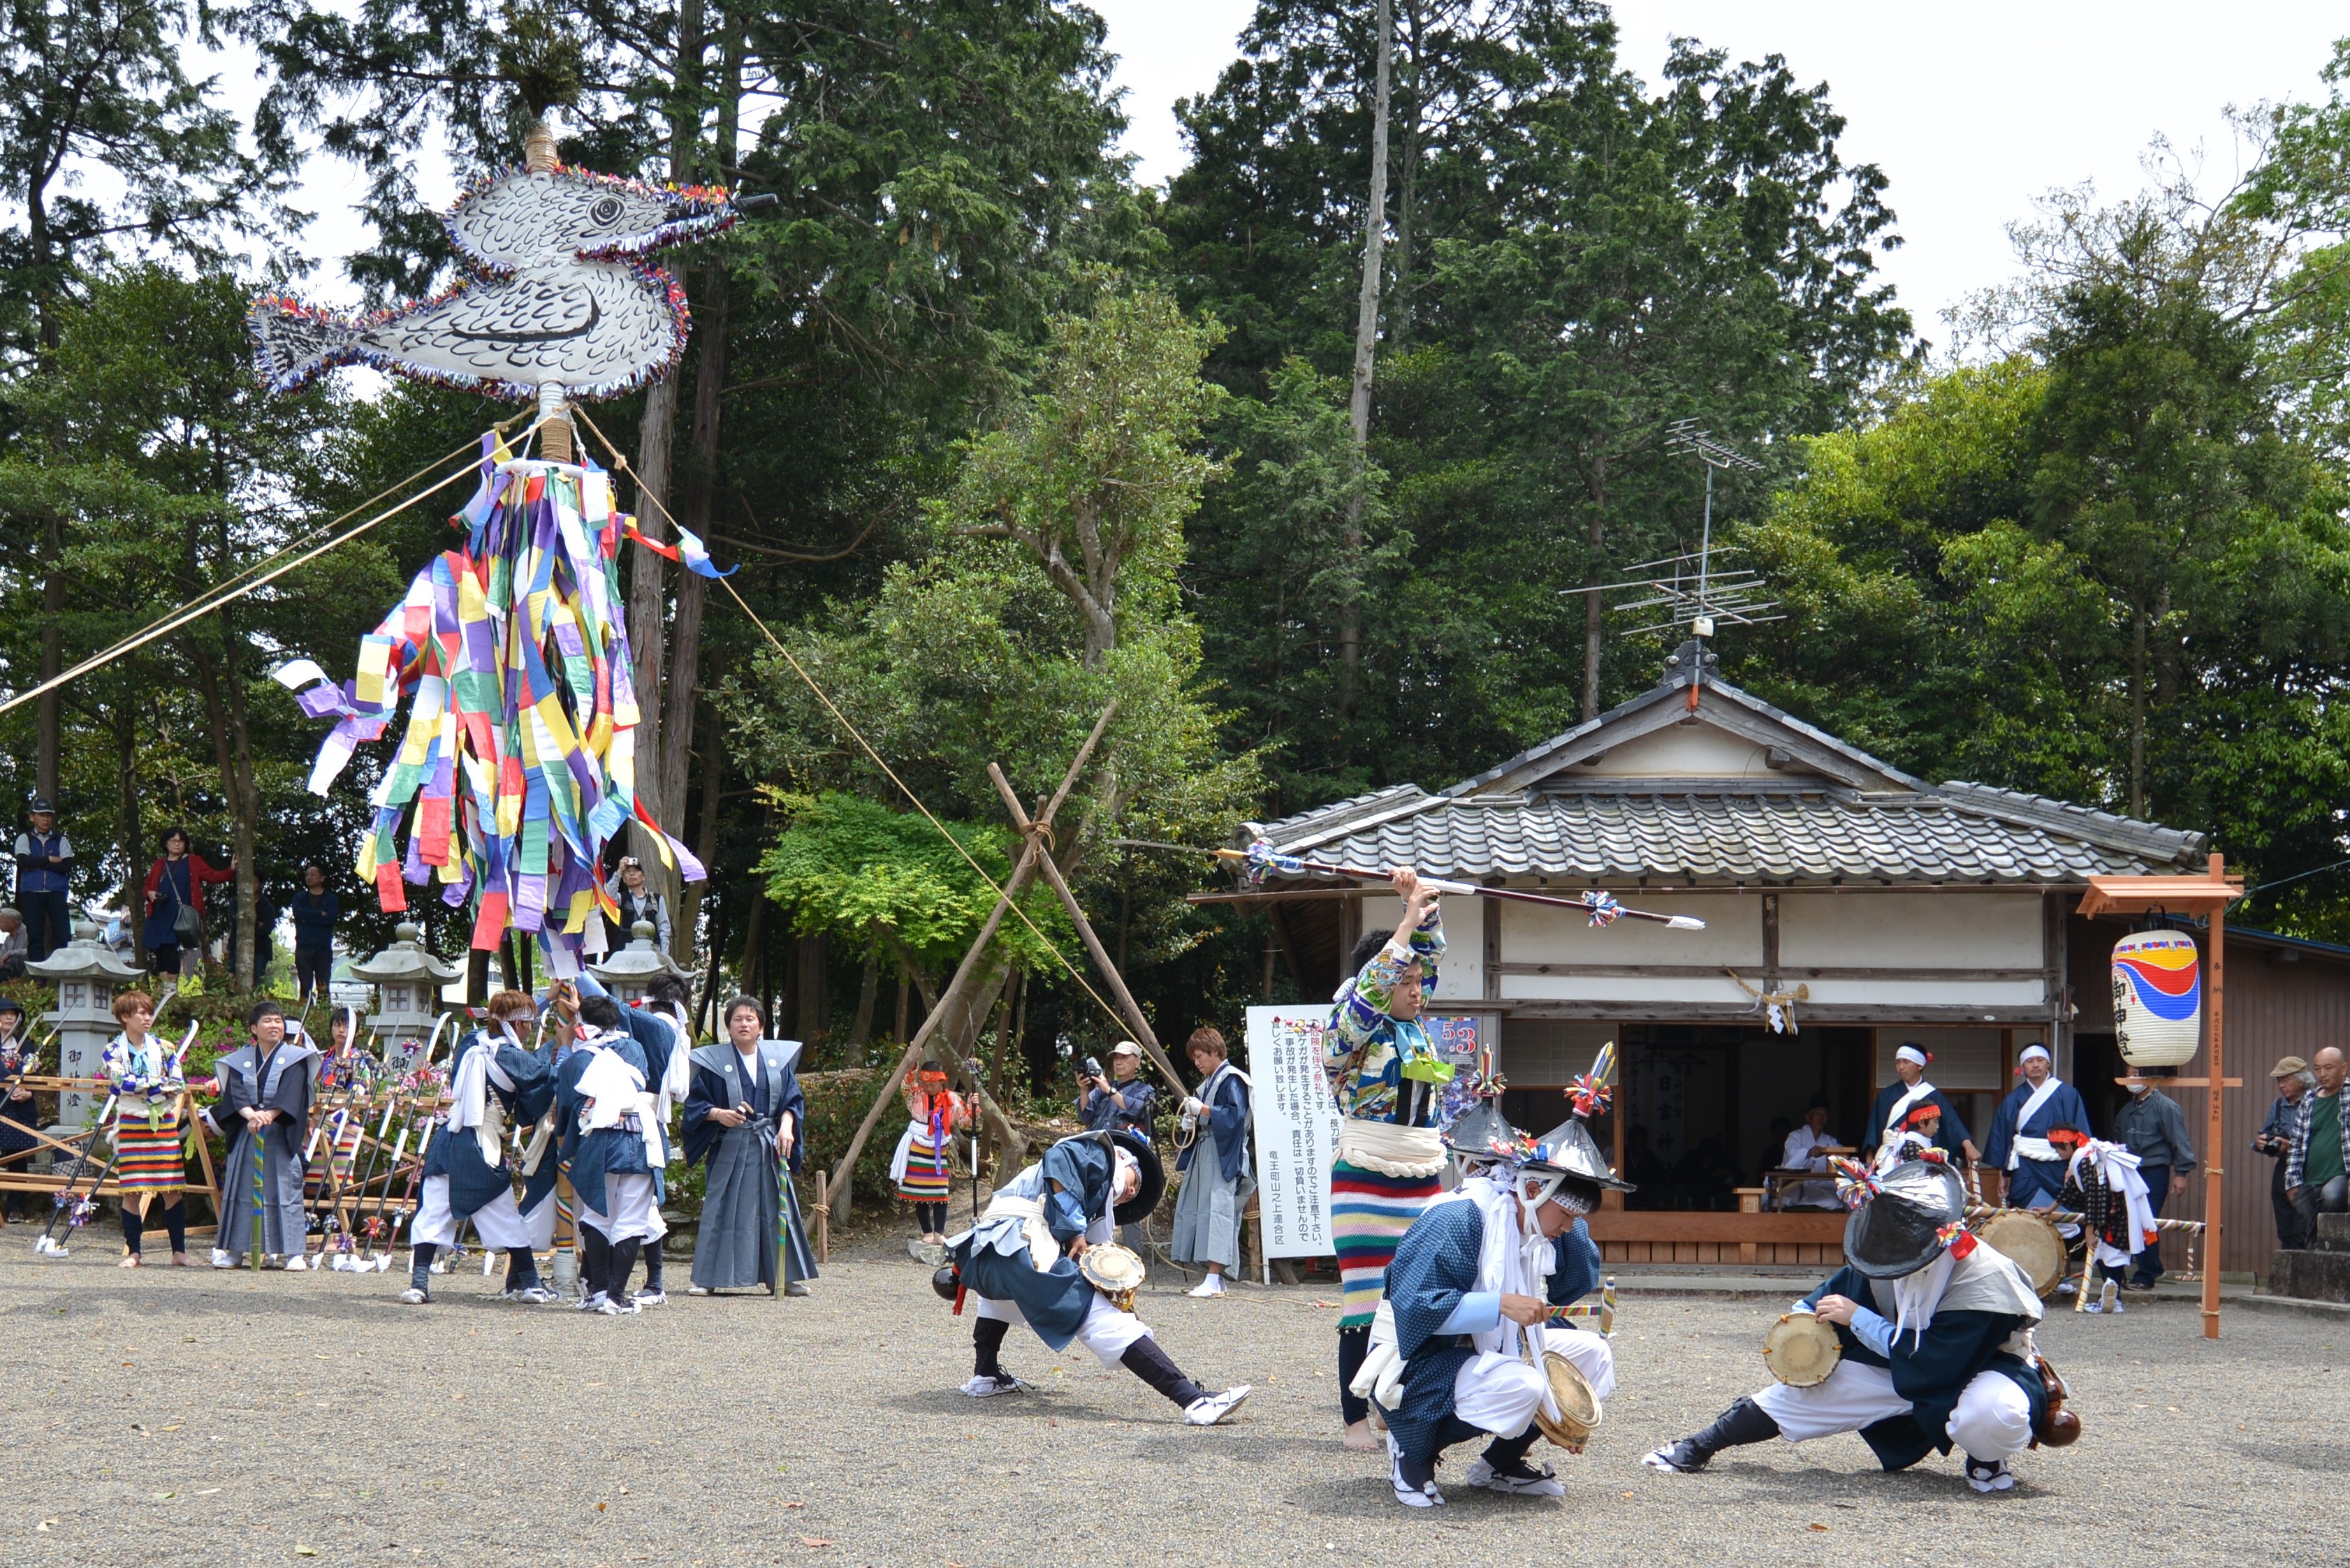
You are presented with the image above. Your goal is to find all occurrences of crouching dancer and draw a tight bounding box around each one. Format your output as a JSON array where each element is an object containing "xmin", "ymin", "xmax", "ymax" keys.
[
  {"xmin": 1645, "ymin": 1156, "xmax": 2068, "ymax": 1493},
  {"xmin": 402, "ymin": 990, "xmax": 557, "ymax": 1304},
  {"xmin": 1357, "ymin": 1096, "xmax": 1626, "ymax": 1507},
  {"xmin": 947, "ymin": 1129, "xmax": 1250, "ymax": 1425}
]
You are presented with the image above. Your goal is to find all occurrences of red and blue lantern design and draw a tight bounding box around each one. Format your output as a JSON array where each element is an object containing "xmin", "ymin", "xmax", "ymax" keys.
[{"xmin": 2110, "ymin": 930, "xmax": 2202, "ymax": 1069}]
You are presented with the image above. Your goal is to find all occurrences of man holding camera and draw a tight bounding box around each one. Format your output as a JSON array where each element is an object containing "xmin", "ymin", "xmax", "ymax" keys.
[
  {"xmin": 1079, "ymin": 1041, "xmax": 1158, "ymax": 1250},
  {"xmin": 2258, "ymin": 1055, "xmax": 2314, "ymax": 1249}
]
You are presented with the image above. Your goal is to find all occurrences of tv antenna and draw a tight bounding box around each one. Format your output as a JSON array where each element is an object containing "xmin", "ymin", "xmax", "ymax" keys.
[
  {"xmin": 1559, "ymin": 422, "xmax": 1781, "ymax": 639},
  {"xmin": 1661, "ymin": 420, "xmax": 1769, "ymax": 639}
]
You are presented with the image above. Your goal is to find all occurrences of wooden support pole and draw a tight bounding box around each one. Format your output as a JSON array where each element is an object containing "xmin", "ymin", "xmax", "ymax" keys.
[
  {"xmin": 983, "ymin": 763, "xmax": 1187, "ymax": 1094},
  {"xmin": 815, "ymin": 704, "xmax": 1118, "ymax": 1255},
  {"xmin": 2204, "ymin": 851, "xmax": 2226, "ymax": 1340}
]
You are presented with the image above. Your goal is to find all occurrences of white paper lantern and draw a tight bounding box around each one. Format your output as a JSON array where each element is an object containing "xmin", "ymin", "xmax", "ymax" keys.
[{"xmin": 2111, "ymin": 930, "xmax": 2201, "ymax": 1069}]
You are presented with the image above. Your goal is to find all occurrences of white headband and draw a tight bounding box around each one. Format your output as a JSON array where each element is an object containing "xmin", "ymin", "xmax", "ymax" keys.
[
  {"xmin": 1895, "ymin": 1045, "xmax": 1928, "ymax": 1068},
  {"xmin": 2019, "ymin": 1044, "xmax": 2051, "ymax": 1065}
]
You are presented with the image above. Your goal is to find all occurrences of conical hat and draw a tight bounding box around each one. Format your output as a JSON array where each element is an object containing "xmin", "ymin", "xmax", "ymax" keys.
[
  {"xmin": 1531, "ymin": 1114, "xmax": 1637, "ymax": 1194},
  {"xmin": 1844, "ymin": 1157, "xmax": 1966, "ymax": 1279},
  {"xmin": 1442, "ymin": 1099, "xmax": 1531, "ymax": 1163}
]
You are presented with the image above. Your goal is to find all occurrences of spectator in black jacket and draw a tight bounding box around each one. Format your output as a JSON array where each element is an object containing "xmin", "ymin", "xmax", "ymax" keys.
[
  {"xmin": 13, "ymin": 800, "xmax": 72, "ymax": 962},
  {"xmin": 2257, "ymin": 1055, "xmax": 2314, "ymax": 1250},
  {"xmin": 290, "ymin": 863, "xmax": 340, "ymax": 1004}
]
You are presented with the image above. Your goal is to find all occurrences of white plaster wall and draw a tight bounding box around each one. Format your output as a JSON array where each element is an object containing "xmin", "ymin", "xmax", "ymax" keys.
[
  {"xmin": 1359, "ymin": 892, "xmax": 1484, "ymax": 1002},
  {"xmin": 1567, "ymin": 723, "xmax": 1781, "ymax": 778},
  {"xmin": 1777, "ymin": 892, "xmax": 2042, "ymax": 969},
  {"xmin": 1501, "ymin": 893, "xmax": 1763, "ymax": 967}
]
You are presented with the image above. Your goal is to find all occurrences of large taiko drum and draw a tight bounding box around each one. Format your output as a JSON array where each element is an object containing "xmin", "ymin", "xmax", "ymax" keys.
[
  {"xmin": 1762, "ymin": 1310, "xmax": 1841, "ymax": 1387},
  {"xmin": 1978, "ymin": 1209, "xmax": 2068, "ymax": 1298}
]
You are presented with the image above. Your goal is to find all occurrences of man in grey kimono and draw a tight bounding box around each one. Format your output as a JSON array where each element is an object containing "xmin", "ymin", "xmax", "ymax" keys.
[
  {"xmin": 205, "ymin": 1000, "xmax": 319, "ymax": 1268},
  {"xmin": 680, "ymin": 996, "xmax": 816, "ymax": 1296},
  {"xmin": 1170, "ymin": 1025, "xmax": 1253, "ymax": 1298}
]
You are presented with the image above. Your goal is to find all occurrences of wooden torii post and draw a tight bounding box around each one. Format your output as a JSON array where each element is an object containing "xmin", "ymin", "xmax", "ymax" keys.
[{"xmin": 2077, "ymin": 852, "xmax": 2245, "ymax": 1340}]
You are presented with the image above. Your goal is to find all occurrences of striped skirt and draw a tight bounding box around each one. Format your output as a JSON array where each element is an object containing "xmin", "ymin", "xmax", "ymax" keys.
[
  {"xmin": 114, "ymin": 1113, "xmax": 187, "ymax": 1192},
  {"xmin": 893, "ymin": 1128, "xmax": 951, "ymax": 1203},
  {"xmin": 1331, "ymin": 1158, "xmax": 1441, "ymax": 1328}
]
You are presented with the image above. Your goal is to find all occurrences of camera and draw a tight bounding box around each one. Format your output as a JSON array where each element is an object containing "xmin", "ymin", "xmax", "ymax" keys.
[{"xmin": 1080, "ymin": 1055, "xmax": 1103, "ymax": 1082}]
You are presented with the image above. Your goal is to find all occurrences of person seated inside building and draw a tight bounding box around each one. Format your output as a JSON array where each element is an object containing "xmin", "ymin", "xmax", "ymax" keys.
[{"xmin": 1777, "ymin": 1097, "xmax": 1844, "ymax": 1210}]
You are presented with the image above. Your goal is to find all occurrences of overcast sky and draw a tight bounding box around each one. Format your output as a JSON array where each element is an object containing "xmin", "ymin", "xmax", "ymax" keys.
[
  {"xmin": 1093, "ymin": 0, "xmax": 2350, "ymax": 342},
  {"xmin": 236, "ymin": 3, "xmax": 2349, "ymax": 344}
]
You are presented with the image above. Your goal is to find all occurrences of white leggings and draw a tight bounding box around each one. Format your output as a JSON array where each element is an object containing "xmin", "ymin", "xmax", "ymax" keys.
[
  {"xmin": 410, "ymin": 1175, "xmax": 533, "ymax": 1250},
  {"xmin": 975, "ymin": 1291, "xmax": 1151, "ymax": 1365},
  {"xmin": 1753, "ymin": 1360, "xmax": 2034, "ymax": 1460}
]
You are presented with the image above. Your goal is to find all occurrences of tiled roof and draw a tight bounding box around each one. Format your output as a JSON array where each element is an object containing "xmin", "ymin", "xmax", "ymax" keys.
[
  {"xmin": 1240, "ymin": 649, "xmax": 2208, "ymax": 888},
  {"xmin": 1248, "ymin": 784, "xmax": 2204, "ymax": 886}
]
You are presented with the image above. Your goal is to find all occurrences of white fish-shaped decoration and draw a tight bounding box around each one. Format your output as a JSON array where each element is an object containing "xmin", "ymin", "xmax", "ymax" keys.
[{"xmin": 250, "ymin": 163, "xmax": 747, "ymax": 400}]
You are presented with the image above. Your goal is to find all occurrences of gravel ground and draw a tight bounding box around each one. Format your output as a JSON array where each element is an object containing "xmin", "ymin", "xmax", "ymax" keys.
[{"xmin": 3, "ymin": 1233, "xmax": 2341, "ymax": 1568}]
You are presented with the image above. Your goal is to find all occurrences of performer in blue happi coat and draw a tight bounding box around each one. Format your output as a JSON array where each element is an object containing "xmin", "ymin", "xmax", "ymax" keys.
[
  {"xmin": 400, "ymin": 988, "xmax": 557, "ymax": 1305},
  {"xmin": 204, "ymin": 1001, "xmax": 319, "ymax": 1268},
  {"xmin": 1355, "ymin": 1096, "xmax": 1626, "ymax": 1508},
  {"xmin": 1982, "ymin": 1043, "xmax": 2092, "ymax": 1210},
  {"xmin": 681, "ymin": 995, "xmax": 817, "ymax": 1296},
  {"xmin": 576, "ymin": 969, "xmax": 690, "ymax": 1305},
  {"xmin": 1863, "ymin": 1043, "xmax": 1980, "ymax": 1167},
  {"xmin": 555, "ymin": 990, "xmax": 665, "ymax": 1314},
  {"xmin": 1646, "ymin": 1157, "xmax": 2066, "ymax": 1494},
  {"xmin": 947, "ymin": 1129, "xmax": 1250, "ymax": 1424}
]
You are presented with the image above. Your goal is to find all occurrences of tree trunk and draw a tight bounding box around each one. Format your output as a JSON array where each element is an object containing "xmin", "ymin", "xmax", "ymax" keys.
[
  {"xmin": 987, "ymin": 969, "xmax": 1019, "ymax": 1106},
  {"xmin": 735, "ymin": 890, "xmax": 766, "ymax": 1004},
  {"xmin": 2130, "ymin": 602, "xmax": 2147, "ymax": 820},
  {"xmin": 893, "ymin": 969, "xmax": 910, "ymax": 1043},
  {"xmin": 625, "ymin": 0, "xmax": 705, "ymax": 881},
  {"xmin": 848, "ymin": 944, "xmax": 879, "ymax": 1062},
  {"xmin": 112, "ymin": 696, "xmax": 144, "ymax": 941},
  {"xmin": 187, "ymin": 623, "xmax": 261, "ymax": 989},
  {"xmin": 37, "ymin": 516, "xmax": 64, "ymax": 805},
  {"xmin": 1336, "ymin": 0, "xmax": 1394, "ymax": 719},
  {"xmin": 674, "ymin": 694, "xmax": 723, "ymax": 965},
  {"xmin": 653, "ymin": 13, "xmax": 745, "ymax": 854},
  {"xmin": 1583, "ymin": 459, "xmax": 1608, "ymax": 722},
  {"xmin": 796, "ymin": 932, "xmax": 827, "ymax": 1042},
  {"xmin": 1389, "ymin": 0, "xmax": 1422, "ymax": 353}
]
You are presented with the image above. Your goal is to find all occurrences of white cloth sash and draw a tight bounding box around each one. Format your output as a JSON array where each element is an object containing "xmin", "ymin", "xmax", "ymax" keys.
[
  {"xmin": 1336, "ymin": 1117, "xmax": 1445, "ymax": 1178},
  {"xmin": 977, "ymin": 1192, "xmax": 1060, "ymax": 1272},
  {"xmin": 1883, "ymin": 1079, "xmax": 1939, "ymax": 1141},
  {"xmin": 575, "ymin": 1043, "xmax": 666, "ymax": 1166},
  {"xmin": 2006, "ymin": 1076, "xmax": 2066, "ymax": 1168}
]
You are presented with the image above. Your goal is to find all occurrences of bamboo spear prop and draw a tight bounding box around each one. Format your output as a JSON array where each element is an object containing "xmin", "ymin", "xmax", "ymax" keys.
[
  {"xmin": 1209, "ymin": 840, "xmax": 1708, "ymax": 930},
  {"xmin": 31, "ymin": 1092, "xmax": 119, "ymax": 1256}
]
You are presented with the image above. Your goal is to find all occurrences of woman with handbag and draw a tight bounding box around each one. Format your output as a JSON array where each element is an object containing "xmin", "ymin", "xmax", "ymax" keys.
[{"xmin": 141, "ymin": 827, "xmax": 233, "ymax": 979}]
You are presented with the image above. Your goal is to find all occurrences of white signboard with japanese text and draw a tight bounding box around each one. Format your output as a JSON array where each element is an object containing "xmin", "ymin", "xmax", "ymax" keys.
[{"xmin": 1248, "ymin": 1005, "xmax": 1344, "ymax": 1260}]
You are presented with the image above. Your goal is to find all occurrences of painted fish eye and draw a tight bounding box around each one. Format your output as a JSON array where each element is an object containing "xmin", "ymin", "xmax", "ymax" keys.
[{"xmin": 590, "ymin": 196, "xmax": 625, "ymax": 226}]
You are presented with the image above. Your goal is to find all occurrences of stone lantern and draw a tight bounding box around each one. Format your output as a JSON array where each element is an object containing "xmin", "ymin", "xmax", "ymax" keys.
[
  {"xmin": 27, "ymin": 920, "xmax": 147, "ymax": 1129},
  {"xmin": 588, "ymin": 919, "xmax": 692, "ymax": 1006},
  {"xmin": 346, "ymin": 921, "xmax": 462, "ymax": 1072}
]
